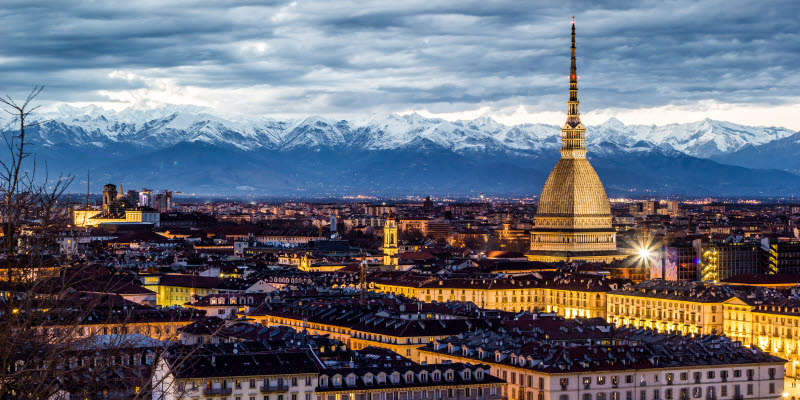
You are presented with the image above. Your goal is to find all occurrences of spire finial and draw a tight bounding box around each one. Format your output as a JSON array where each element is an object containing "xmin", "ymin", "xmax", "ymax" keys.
[{"xmin": 560, "ymin": 16, "xmax": 586, "ymax": 157}]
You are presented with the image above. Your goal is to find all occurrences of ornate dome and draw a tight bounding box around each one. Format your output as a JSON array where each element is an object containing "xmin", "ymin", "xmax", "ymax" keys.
[{"xmin": 536, "ymin": 157, "xmax": 611, "ymax": 218}]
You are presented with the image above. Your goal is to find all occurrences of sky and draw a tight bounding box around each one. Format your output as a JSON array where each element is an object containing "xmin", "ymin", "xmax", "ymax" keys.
[{"xmin": 1, "ymin": 0, "xmax": 799, "ymax": 129}]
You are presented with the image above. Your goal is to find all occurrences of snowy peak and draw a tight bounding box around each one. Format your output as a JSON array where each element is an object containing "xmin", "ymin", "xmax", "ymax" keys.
[{"xmin": 15, "ymin": 105, "xmax": 797, "ymax": 159}]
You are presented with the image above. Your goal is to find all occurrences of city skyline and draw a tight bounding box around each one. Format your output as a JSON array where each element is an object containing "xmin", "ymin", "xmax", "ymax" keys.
[{"xmin": 1, "ymin": 1, "xmax": 799, "ymax": 129}]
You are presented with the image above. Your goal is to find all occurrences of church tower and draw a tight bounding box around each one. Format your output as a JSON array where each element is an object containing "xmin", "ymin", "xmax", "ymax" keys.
[
  {"xmin": 527, "ymin": 18, "xmax": 625, "ymax": 263},
  {"xmin": 383, "ymin": 211, "xmax": 399, "ymax": 266}
]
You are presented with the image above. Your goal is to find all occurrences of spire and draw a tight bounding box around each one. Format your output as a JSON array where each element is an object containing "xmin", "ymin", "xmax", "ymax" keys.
[
  {"xmin": 570, "ymin": 16, "xmax": 577, "ymax": 94},
  {"xmin": 561, "ymin": 16, "xmax": 586, "ymax": 157},
  {"xmin": 568, "ymin": 16, "xmax": 579, "ymax": 120}
]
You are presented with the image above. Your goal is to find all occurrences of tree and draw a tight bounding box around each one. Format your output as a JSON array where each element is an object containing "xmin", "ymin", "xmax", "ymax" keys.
[{"xmin": 0, "ymin": 88, "xmax": 208, "ymax": 399}]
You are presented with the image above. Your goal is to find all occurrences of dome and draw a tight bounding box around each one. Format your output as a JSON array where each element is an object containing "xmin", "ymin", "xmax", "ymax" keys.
[{"xmin": 536, "ymin": 157, "xmax": 611, "ymax": 218}]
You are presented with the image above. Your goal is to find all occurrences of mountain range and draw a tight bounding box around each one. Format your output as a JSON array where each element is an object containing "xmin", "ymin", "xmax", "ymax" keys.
[{"xmin": 2, "ymin": 104, "xmax": 798, "ymax": 197}]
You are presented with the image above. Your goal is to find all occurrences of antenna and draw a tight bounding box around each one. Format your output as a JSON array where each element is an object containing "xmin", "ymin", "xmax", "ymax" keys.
[{"xmin": 86, "ymin": 169, "xmax": 90, "ymax": 209}]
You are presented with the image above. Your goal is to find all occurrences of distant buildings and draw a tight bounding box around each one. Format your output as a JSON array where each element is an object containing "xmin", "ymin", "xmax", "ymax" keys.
[{"xmin": 73, "ymin": 183, "xmax": 160, "ymax": 228}]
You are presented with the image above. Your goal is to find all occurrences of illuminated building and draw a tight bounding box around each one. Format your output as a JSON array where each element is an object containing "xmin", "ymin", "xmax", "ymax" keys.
[
  {"xmin": 153, "ymin": 352, "xmax": 319, "ymax": 400},
  {"xmin": 606, "ymin": 280, "xmax": 734, "ymax": 335},
  {"xmin": 383, "ymin": 211, "xmax": 399, "ymax": 267},
  {"xmin": 750, "ymin": 302, "xmax": 800, "ymax": 378},
  {"xmin": 140, "ymin": 274, "xmax": 224, "ymax": 307},
  {"xmin": 73, "ymin": 183, "xmax": 160, "ymax": 228},
  {"xmin": 249, "ymin": 300, "xmax": 493, "ymax": 362},
  {"xmin": 421, "ymin": 325, "xmax": 785, "ymax": 400},
  {"xmin": 371, "ymin": 271, "xmax": 622, "ymax": 319},
  {"xmin": 700, "ymin": 243, "xmax": 761, "ymax": 283},
  {"xmin": 316, "ymin": 364, "xmax": 504, "ymax": 400},
  {"xmin": 528, "ymin": 20, "xmax": 624, "ymax": 263},
  {"xmin": 764, "ymin": 240, "xmax": 800, "ymax": 275}
]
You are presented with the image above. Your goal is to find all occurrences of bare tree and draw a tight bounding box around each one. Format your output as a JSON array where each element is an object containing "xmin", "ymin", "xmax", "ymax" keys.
[{"xmin": 0, "ymin": 88, "xmax": 212, "ymax": 399}]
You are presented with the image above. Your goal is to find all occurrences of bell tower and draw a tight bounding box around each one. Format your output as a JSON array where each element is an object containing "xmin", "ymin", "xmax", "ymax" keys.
[{"xmin": 383, "ymin": 211, "xmax": 399, "ymax": 266}]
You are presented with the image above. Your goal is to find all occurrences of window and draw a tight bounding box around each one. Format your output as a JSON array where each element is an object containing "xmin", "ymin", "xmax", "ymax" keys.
[
  {"xmin": 612, "ymin": 376, "xmax": 619, "ymax": 388},
  {"xmin": 746, "ymin": 370, "xmax": 754, "ymax": 381},
  {"xmin": 693, "ymin": 388, "xmax": 702, "ymax": 398},
  {"xmin": 680, "ymin": 373, "xmax": 688, "ymax": 381},
  {"xmin": 746, "ymin": 384, "xmax": 753, "ymax": 395},
  {"xmin": 540, "ymin": 377, "xmax": 545, "ymax": 389},
  {"xmin": 292, "ymin": 377, "xmax": 298, "ymax": 386},
  {"xmin": 249, "ymin": 379, "xmax": 256, "ymax": 388},
  {"xmin": 707, "ymin": 371, "xmax": 715, "ymax": 379},
  {"xmin": 666, "ymin": 374, "xmax": 673, "ymax": 385},
  {"xmin": 626, "ymin": 392, "xmax": 632, "ymax": 400},
  {"xmin": 721, "ymin": 386, "xmax": 727, "ymax": 397},
  {"xmin": 721, "ymin": 371, "xmax": 728, "ymax": 382},
  {"xmin": 769, "ymin": 368, "xmax": 776, "ymax": 380},
  {"xmin": 769, "ymin": 383, "xmax": 776, "ymax": 394},
  {"xmin": 733, "ymin": 370, "xmax": 741, "ymax": 378},
  {"xmin": 626, "ymin": 375, "xmax": 633, "ymax": 384},
  {"xmin": 560, "ymin": 396, "xmax": 569, "ymax": 400},
  {"xmin": 665, "ymin": 389, "xmax": 673, "ymax": 400},
  {"xmin": 693, "ymin": 372, "xmax": 701, "ymax": 384},
  {"xmin": 584, "ymin": 378, "xmax": 591, "ymax": 389},
  {"xmin": 561, "ymin": 378, "xmax": 569, "ymax": 390},
  {"xmin": 680, "ymin": 389, "xmax": 688, "ymax": 400},
  {"xmin": 598, "ymin": 376, "xmax": 606, "ymax": 385},
  {"xmin": 641, "ymin": 390, "xmax": 646, "ymax": 400},
  {"xmin": 597, "ymin": 393, "xmax": 607, "ymax": 400},
  {"xmin": 584, "ymin": 394, "xmax": 592, "ymax": 400},
  {"xmin": 654, "ymin": 390, "xmax": 661, "ymax": 400}
]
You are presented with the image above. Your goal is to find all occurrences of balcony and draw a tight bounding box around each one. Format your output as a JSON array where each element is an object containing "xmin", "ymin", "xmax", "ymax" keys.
[
  {"xmin": 203, "ymin": 387, "xmax": 233, "ymax": 396},
  {"xmin": 261, "ymin": 385, "xmax": 289, "ymax": 393}
]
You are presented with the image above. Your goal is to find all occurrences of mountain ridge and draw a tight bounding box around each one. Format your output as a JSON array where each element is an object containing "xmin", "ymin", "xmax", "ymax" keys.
[{"xmin": 2, "ymin": 105, "xmax": 798, "ymax": 196}]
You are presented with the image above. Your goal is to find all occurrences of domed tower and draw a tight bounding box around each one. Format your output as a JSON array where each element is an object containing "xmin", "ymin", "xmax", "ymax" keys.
[
  {"xmin": 383, "ymin": 210, "xmax": 399, "ymax": 267},
  {"xmin": 527, "ymin": 18, "xmax": 624, "ymax": 263}
]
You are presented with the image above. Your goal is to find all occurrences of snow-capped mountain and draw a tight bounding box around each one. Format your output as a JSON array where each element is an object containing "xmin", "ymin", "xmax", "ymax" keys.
[
  {"xmin": 16, "ymin": 105, "xmax": 793, "ymax": 156},
  {"xmin": 590, "ymin": 117, "xmax": 796, "ymax": 158},
  {"xmin": 2, "ymin": 105, "xmax": 798, "ymax": 196}
]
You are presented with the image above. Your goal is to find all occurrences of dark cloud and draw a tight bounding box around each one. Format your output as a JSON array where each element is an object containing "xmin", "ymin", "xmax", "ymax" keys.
[{"xmin": 0, "ymin": 0, "xmax": 797, "ymax": 117}]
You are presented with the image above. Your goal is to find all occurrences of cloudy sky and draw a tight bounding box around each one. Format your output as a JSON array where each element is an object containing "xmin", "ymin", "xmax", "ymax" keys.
[{"xmin": 1, "ymin": 0, "xmax": 798, "ymax": 128}]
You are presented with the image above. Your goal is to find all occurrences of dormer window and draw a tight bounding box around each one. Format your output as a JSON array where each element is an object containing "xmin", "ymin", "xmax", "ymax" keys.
[
  {"xmin": 347, "ymin": 376, "xmax": 356, "ymax": 386},
  {"xmin": 319, "ymin": 376, "xmax": 329, "ymax": 387},
  {"xmin": 365, "ymin": 375, "xmax": 373, "ymax": 385},
  {"xmin": 405, "ymin": 372, "xmax": 414, "ymax": 383},
  {"xmin": 433, "ymin": 372, "xmax": 441, "ymax": 381},
  {"xmin": 445, "ymin": 371, "xmax": 454, "ymax": 381},
  {"xmin": 333, "ymin": 376, "xmax": 342, "ymax": 387},
  {"xmin": 420, "ymin": 372, "xmax": 428, "ymax": 382},
  {"xmin": 476, "ymin": 370, "xmax": 484, "ymax": 380},
  {"xmin": 391, "ymin": 373, "xmax": 400, "ymax": 384}
]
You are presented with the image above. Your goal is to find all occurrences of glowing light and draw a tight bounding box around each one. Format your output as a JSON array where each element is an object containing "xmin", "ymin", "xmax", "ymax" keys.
[{"xmin": 638, "ymin": 248, "xmax": 651, "ymax": 259}]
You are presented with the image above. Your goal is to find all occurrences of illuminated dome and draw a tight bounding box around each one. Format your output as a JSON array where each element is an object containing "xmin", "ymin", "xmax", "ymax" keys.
[
  {"xmin": 526, "ymin": 18, "xmax": 624, "ymax": 263},
  {"xmin": 536, "ymin": 157, "xmax": 611, "ymax": 222}
]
